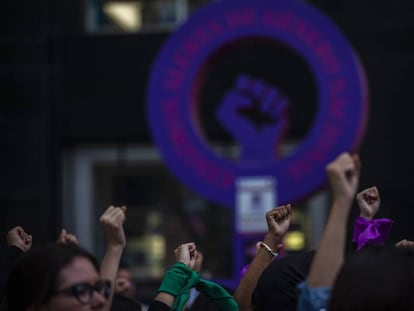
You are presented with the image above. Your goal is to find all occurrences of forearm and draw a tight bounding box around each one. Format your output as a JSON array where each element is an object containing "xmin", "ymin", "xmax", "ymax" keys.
[
  {"xmin": 307, "ymin": 199, "xmax": 351, "ymax": 288},
  {"xmin": 153, "ymin": 262, "xmax": 196, "ymax": 310},
  {"xmin": 234, "ymin": 234, "xmax": 281, "ymax": 311},
  {"xmin": 100, "ymin": 245, "xmax": 124, "ymax": 310},
  {"xmin": 152, "ymin": 292, "xmax": 175, "ymax": 308},
  {"xmin": 0, "ymin": 246, "xmax": 23, "ymax": 300}
]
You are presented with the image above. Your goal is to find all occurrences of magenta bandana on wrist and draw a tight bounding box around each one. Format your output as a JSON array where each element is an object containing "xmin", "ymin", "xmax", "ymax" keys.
[{"xmin": 352, "ymin": 216, "xmax": 394, "ymax": 250}]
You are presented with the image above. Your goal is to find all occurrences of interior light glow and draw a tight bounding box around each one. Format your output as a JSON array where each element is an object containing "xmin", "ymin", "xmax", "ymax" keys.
[
  {"xmin": 103, "ymin": 1, "xmax": 142, "ymax": 31},
  {"xmin": 284, "ymin": 230, "xmax": 305, "ymax": 251}
]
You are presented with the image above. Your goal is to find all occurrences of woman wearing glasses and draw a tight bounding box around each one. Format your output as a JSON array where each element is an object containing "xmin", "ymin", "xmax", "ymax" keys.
[
  {"xmin": 6, "ymin": 205, "xmax": 127, "ymax": 311},
  {"xmin": 7, "ymin": 243, "xmax": 111, "ymax": 310}
]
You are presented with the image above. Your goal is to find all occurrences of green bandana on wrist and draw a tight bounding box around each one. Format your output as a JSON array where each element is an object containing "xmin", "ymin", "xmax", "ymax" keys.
[{"xmin": 157, "ymin": 262, "xmax": 238, "ymax": 311}]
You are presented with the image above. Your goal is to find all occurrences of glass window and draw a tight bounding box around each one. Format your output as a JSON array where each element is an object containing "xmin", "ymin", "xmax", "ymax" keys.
[
  {"xmin": 94, "ymin": 162, "xmax": 233, "ymax": 280},
  {"xmin": 86, "ymin": 0, "xmax": 211, "ymax": 33},
  {"xmin": 62, "ymin": 144, "xmax": 328, "ymax": 298}
]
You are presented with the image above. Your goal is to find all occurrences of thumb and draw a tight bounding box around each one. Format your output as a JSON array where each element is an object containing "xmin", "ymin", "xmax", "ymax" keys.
[{"xmin": 57, "ymin": 229, "xmax": 66, "ymax": 241}]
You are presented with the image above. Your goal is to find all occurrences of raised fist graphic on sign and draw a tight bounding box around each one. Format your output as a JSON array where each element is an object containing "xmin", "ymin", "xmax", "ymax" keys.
[{"xmin": 217, "ymin": 74, "xmax": 289, "ymax": 161}]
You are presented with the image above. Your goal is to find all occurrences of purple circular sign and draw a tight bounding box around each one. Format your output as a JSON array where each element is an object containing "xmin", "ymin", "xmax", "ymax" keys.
[{"xmin": 147, "ymin": 0, "xmax": 368, "ymax": 206}]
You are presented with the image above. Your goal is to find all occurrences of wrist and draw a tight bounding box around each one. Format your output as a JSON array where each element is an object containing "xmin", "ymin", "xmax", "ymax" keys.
[
  {"xmin": 360, "ymin": 213, "xmax": 373, "ymax": 220},
  {"xmin": 8, "ymin": 244, "xmax": 25, "ymax": 255},
  {"xmin": 263, "ymin": 233, "xmax": 282, "ymax": 248},
  {"xmin": 9, "ymin": 243, "xmax": 25, "ymax": 252},
  {"xmin": 257, "ymin": 241, "xmax": 279, "ymax": 258},
  {"xmin": 105, "ymin": 243, "xmax": 125, "ymax": 254},
  {"xmin": 332, "ymin": 196, "xmax": 353, "ymax": 205},
  {"xmin": 158, "ymin": 262, "xmax": 193, "ymax": 296},
  {"xmin": 178, "ymin": 260, "xmax": 190, "ymax": 268},
  {"xmin": 105, "ymin": 236, "xmax": 126, "ymax": 249}
]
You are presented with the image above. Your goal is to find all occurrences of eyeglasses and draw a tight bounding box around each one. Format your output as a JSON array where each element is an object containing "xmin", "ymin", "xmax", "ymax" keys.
[{"xmin": 50, "ymin": 279, "xmax": 111, "ymax": 305}]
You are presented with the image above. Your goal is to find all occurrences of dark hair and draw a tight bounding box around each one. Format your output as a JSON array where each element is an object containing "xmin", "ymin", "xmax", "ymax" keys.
[
  {"xmin": 329, "ymin": 245, "xmax": 414, "ymax": 311},
  {"xmin": 118, "ymin": 261, "xmax": 132, "ymax": 270},
  {"xmin": 7, "ymin": 243, "xmax": 99, "ymax": 311},
  {"xmin": 111, "ymin": 294, "xmax": 142, "ymax": 311}
]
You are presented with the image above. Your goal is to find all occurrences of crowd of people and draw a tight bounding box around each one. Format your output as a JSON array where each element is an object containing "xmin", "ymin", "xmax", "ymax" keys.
[{"xmin": 1, "ymin": 152, "xmax": 414, "ymax": 310}]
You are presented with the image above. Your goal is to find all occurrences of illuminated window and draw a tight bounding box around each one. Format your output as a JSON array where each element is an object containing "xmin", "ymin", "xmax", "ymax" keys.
[{"xmin": 86, "ymin": 0, "xmax": 211, "ymax": 33}]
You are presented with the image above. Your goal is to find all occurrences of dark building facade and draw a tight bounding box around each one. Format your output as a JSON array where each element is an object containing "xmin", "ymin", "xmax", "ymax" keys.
[{"xmin": 1, "ymin": 0, "xmax": 413, "ymax": 285}]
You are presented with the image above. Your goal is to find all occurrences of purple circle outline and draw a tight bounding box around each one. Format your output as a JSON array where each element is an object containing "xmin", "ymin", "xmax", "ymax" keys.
[{"xmin": 147, "ymin": 0, "xmax": 368, "ymax": 206}]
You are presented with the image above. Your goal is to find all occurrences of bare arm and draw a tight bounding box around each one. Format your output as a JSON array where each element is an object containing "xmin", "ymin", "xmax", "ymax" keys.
[
  {"xmin": 234, "ymin": 204, "xmax": 291, "ymax": 311},
  {"xmin": 152, "ymin": 242, "xmax": 198, "ymax": 308},
  {"xmin": 99, "ymin": 205, "xmax": 127, "ymax": 310},
  {"xmin": 307, "ymin": 153, "xmax": 360, "ymax": 288},
  {"xmin": 1, "ymin": 226, "xmax": 32, "ymax": 299}
]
